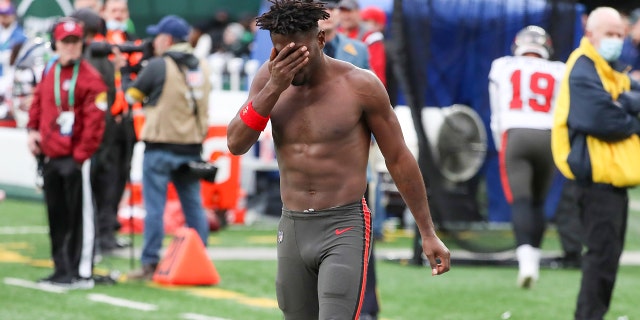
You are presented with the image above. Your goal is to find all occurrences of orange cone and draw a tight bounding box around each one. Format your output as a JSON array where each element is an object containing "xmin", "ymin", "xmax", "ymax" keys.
[{"xmin": 153, "ymin": 227, "xmax": 220, "ymax": 286}]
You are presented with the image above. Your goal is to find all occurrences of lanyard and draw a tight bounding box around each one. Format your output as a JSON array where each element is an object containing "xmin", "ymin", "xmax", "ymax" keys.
[{"xmin": 54, "ymin": 61, "xmax": 80, "ymax": 110}]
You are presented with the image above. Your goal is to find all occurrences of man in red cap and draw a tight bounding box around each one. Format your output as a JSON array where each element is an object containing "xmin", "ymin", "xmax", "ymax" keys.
[
  {"xmin": 27, "ymin": 17, "xmax": 107, "ymax": 289},
  {"xmin": 337, "ymin": 1, "xmax": 387, "ymax": 87}
]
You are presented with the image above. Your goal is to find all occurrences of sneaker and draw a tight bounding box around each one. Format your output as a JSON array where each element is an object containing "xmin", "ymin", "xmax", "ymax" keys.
[
  {"xmin": 549, "ymin": 253, "xmax": 582, "ymax": 269},
  {"xmin": 38, "ymin": 274, "xmax": 74, "ymax": 288},
  {"xmin": 516, "ymin": 244, "xmax": 541, "ymax": 289},
  {"xmin": 36, "ymin": 272, "xmax": 71, "ymax": 285},
  {"xmin": 99, "ymin": 236, "xmax": 131, "ymax": 253},
  {"xmin": 37, "ymin": 273, "xmax": 64, "ymax": 284},
  {"xmin": 70, "ymin": 277, "xmax": 95, "ymax": 290},
  {"xmin": 93, "ymin": 274, "xmax": 117, "ymax": 286},
  {"xmin": 126, "ymin": 264, "xmax": 157, "ymax": 281}
]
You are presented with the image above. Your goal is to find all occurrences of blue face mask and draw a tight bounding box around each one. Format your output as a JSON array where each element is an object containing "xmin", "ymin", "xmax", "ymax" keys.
[
  {"xmin": 106, "ymin": 20, "xmax": 127, "ymax": 32},
  {"xmin": 597, "ymin": 37, "xmax": 623, "ymax": 62}
]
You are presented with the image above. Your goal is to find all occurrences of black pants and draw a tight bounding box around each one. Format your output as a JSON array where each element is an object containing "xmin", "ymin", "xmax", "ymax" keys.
[
  {"xmin": 574, "ymin": 184, "xmax": 628, "ymax": 320},
  {"xmin": 43, "ymin": 156, "xmax": 95, "ymax": 279},
  {"xmin": 554, "ymin": 179, "xmax": 584, "ymax": 256},
  {"xmin": 91, "ymin": 120, "xmax": 135, "ymax": 248}
]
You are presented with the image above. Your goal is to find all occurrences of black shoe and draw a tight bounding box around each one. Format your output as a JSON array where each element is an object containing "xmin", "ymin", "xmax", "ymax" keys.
[
  {"xmin": 93, "ymin": 273, "xmax": 118, "ymax": 285},
  {"xmin": 99, "ymin": 236, "xmax": 131, "ymax": 253},
  {"xmin": 38, "ymin": 272, "xmax": 69, "ymax": 284},
  {"xmin": 38, "ymin": 274, "xmax": 74, "ymax": 287},
  {"xmin": 549, "ymin": 253, "xmax": 582, "ymax": 269},
  {"xmin": 115, "ymin": 237, "xmax": 132, "ymax": 248}
]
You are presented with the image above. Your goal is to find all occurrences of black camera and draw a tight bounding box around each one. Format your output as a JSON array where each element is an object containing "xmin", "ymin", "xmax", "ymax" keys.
[
  {"xmin": 88, "ymin": 39, "xmax": 154, "ymax": 74},
  {"xmin": 88, "ymin": 39, "xmax": 154, "ymax": 59},
  {"xmin": 176, "ymin": 161, "xmax": 218, "ymax": 183}
]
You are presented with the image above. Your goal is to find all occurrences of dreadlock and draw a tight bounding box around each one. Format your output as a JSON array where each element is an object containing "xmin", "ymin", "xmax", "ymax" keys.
[{"xmin": 256, "ymin": 0, "xmax": 330, "ymax": 35}]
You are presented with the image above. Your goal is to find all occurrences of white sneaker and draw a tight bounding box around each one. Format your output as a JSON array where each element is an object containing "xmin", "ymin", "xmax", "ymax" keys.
[
  {"xmin": 516, "ymin": 244, "xmax": 540, "ymax": 289},
  {"xmin": 70, "ymin": 277, "xmax": 95, "ymax": 290}
]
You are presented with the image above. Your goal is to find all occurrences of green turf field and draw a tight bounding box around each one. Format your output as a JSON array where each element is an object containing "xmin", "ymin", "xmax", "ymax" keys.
[{"xmin": 1, "ymin": 188, "xmax": 639, "ymax": 320}]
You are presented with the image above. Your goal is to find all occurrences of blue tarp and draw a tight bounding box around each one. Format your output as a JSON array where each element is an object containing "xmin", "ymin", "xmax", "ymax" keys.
[
  {"xmin": 250, "ymin": 0, "xmax": 585, "ymax": 223},
  {"xmin": 398, "ymin": 0, "xmax": 584, "ymax": 221}
]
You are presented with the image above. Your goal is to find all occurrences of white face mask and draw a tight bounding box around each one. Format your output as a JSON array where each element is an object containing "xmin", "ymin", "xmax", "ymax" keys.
[
  {"xmin": 106, "ymin": 20, "xmax": 127, "ymax": 32},
  {"xmin": 597, "ymin": 37, "xmax": 623, "ymax": 62}
]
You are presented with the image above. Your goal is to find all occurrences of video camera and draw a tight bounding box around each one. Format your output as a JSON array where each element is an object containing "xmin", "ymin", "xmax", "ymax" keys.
[
  {"xmin": 88, "ymin": 39, "xmax": 154, "ymax": 57},
  {"xmin": 88, "ymin": 39, "xmax": 154, "ymax": 74}
]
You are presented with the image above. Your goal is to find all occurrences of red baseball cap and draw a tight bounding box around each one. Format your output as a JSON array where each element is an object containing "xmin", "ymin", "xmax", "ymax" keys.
[
  {"xmin": 360, "ymin": 6, "xmax": 387, "ymax": 25},
  {"xmin": 53, "ymin": 19, "xmax": 84, "ymax": 41}
]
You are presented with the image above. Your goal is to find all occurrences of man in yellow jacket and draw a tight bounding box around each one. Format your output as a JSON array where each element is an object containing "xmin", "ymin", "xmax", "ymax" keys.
[{"xmin": 551, "ymin": 7, "xmax": 640, "ymax": 320}]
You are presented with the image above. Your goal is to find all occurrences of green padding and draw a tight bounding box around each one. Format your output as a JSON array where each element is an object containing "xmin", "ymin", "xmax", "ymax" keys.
[{"xmin": 0, "ymin": 184, "xmax": 44, "ymax": 201}]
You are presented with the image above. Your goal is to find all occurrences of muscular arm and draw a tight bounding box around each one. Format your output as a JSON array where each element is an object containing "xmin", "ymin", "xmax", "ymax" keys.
[
  {"xmin": 361, "ymin": 71, "xmax": 450, "ymax": 275},
  {"xmin": 227, "ymin": 43, "xmax": 309, "ymax": 155}
]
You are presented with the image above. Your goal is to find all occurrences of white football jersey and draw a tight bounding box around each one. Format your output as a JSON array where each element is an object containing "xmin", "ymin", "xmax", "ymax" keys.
[{"xmin": 488, "ymin": 55, "xmax": 566, "ymax": 150}]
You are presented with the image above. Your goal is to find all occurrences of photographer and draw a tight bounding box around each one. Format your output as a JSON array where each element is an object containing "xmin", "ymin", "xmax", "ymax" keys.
[
  {"xmin": 26, "ymin": 18, "xmax": 107, "ymax": 288},
  {"xmin": 124, "ymin": 15, "xmax": 212, "ymax": 280}
]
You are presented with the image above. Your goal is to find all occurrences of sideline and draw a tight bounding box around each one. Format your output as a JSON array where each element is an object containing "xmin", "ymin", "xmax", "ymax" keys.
[
  {"xmin": 4, "ymin": 277, "xmax": 68, "ymax": 294},
  {"xmin": 87, "ymin": 293, "xmax": 158, "ymax": 311},
  {"xmin": 181, "ymin": 313, "xmax": 231, "ymax": 320},
  {"xmin": 0, "ymin": 226, "xmax": 48, "ymax": 235}
]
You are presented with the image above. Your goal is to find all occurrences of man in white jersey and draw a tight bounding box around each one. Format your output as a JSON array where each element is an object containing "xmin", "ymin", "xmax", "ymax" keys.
[{"xmin": 489, "ymin": 25, "xmax": 565, "ymax": 288}]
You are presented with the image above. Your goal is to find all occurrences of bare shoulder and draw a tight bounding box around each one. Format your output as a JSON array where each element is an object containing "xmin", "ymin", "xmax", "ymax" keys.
[{"xmin": 329, "ymin": 59, "xmax": 386, "ymax": 100}]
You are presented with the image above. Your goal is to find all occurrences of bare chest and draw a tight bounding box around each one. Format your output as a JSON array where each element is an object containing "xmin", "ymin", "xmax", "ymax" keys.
[{"xmin": 270, "ymin": 92, "xmax": 364, "ymax": 144}]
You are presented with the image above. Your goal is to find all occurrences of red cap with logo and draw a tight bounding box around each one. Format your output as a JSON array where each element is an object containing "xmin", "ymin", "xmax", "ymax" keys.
[{"xmin": 53, "ymin": 19, "xmax": 84, "ymax": 41}]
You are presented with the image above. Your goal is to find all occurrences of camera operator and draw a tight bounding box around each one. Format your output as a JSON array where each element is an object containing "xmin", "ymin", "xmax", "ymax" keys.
[
  {"xmin": 70, "ymin": 8, "xmax": 129, "ymax": 255},
  {"xmin": 82, "ymin": 0, "xmax": 151, "ymax": 253},
  {"xmin": 26, "ymin": 18, "xmax": 107, "ymax": 288},
  {"xmin": 124, "ymin": 15, "xmax": 212, "ymax": 280}
]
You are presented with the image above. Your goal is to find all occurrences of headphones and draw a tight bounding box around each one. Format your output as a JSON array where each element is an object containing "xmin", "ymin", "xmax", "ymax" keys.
[{"xmin": 49, "ymin": 17, "xmax": 84, "ymax": 51}]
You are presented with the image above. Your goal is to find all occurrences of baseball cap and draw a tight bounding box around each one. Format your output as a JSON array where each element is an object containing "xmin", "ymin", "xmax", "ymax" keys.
[
  {"xmin": 70, "ymin": 8, "xmax": 105, "ymax": 35},
  {"xmin": 0, "ymin": 2, "xmax": 15, "ymax": 15},
  {"xmin": 338, "ymin": 0, "xmax": 359, "ymax": 11},
  {"xmin": 360, "ymin": 6, "xmax": 386, "ymax": 25},
  {"xmin": 630, "ymin": 8, "xmax": 640, "ymax": 26},
  {"xmin": 146, "ymin": 15, "xmax": 190, "ymax": 41},
  {"xmin": 53, "ymin": 19, "xmax": 84, "ymax": 41}
]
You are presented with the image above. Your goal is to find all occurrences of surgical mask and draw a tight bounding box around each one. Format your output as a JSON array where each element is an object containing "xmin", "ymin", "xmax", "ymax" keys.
[
  {"xmin": 106, "ymin": 20, "xmax": 127, "ymax": 32},
  {"xmin": 597, "ymin": 37, "xmax": 623, "ymax": 62}
]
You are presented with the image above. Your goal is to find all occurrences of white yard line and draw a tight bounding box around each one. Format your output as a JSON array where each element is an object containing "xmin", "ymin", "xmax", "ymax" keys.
[
  {"xmin": 0, "ymin": 226, "xmax": 48, "ymax": 235},
  {"xmin": 87, "ymin": 294, "xmax": 158, "ymax": 311},
  {"xmin": 181, "ymin": 313, "xmax": 231, "ymax": 320},
  {"xmin": 3, "ymin": 277, "xmax": 68, "ymax": 294},
  {"xmin": 630, "ymin": 200, "xmax": 640, "ymax": 212}
]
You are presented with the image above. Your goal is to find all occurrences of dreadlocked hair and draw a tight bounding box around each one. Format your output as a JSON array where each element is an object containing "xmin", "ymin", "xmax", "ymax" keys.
[{"xmin": 256, "ymin": 0, "xmax": 330, "ymax": 35}]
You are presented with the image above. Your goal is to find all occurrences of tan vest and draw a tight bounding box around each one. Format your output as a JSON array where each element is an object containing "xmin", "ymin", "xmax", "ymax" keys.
[{"xmin": 141, "ymin": 57, "xmax": 211, "ymax": 144}]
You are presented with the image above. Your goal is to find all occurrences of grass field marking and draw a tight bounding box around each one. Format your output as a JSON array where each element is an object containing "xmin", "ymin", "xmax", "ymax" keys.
[
  {"xmin": 180, "ymin": 312, "xmax": 231, "ymax": 320},
  {"xmin": 246, "ymin": 235, "xmax": 276, "ymax": 244},
  {"xmin": 87, "ymin": 293, "xmax": 159, "ymax": 311},
  {"xmin": 631, "ymin": 200, "xmax": 640, "ymax": 212},
  {"xmin": 3, "ymin": 277, "xmax": 68, "ymax": 294},
  {"xmin": 187, "ymin": 287, "xmax": 279, "ymax": 309},
  {"xmin": 0, "ymin": 226, "xmax": 48, "ymax": 235},
  {"xmin": 0, "ymin": 243, "xmax": 32, "ymax": 263}
]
